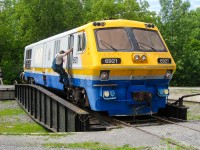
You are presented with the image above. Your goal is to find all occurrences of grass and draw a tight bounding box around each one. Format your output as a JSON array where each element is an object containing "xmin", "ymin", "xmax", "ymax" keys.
[
  {"xmin": 0, "ymin": 123, "xmax": 48, "ymax": 134},
  {"xmin": 0, "ymin": 101, "xmax": 48, "ymax": 134},
  {"xmin": 184, "ymin": 102, "xmax": 200, "ymax": 120},
  {"xmin": 164, "ymin": 138, "xmax": 197, "ymax": 150},
  {"xmin": 43, "ymin": 142, "xmax": 146, "ymax": 150},
  {"xmin": 0, "ymin": 100, "xmax": 14, "ymax": 105},
  {"xmin": 187, "ymin": 112, "xmax": 200, "ymax": 120},
  {"xmin": 0, "ymin": 108, "xmax": 26, "ymax": 116}
]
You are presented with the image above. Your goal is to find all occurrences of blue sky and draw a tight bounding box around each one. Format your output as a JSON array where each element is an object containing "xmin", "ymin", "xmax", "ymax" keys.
[{"xmin": 145, "ymin": 0, "xmax": 200, "ymax": 13}]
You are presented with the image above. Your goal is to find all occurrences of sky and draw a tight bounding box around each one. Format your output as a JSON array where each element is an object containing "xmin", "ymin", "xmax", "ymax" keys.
[{"xmin": 145, "ymin": 0, "xmax": 200, "ymax": 13}]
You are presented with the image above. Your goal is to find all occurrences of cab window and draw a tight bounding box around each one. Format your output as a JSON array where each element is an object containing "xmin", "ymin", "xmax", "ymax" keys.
[
  {"xmin": 95, "ymin": 28, "xmax": 132, "ymax": 52},
  {"xmin": 78, "ymin": 33, "xmax": 86, "ymax": 52},
  {"xmin": 133, "ymin": 29, "xmax": 166, "ymax": 52}
]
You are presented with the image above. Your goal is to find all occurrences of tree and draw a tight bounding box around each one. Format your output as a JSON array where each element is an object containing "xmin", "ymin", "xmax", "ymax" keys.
[
  {"xmin": 82, "ymin": 0, "xmax": 157, "ymax": 23},
  {"xmin": 158, "ymin": 0, "xmax": 200, "ymax": 86},
  {"xmin": 14, "ymin": 0, "xmax": 84, "ymax": 44},
  {"xmin": 180, "ymin": 8, "xmax": 200, "ymax": 86},
  {"xmin": 0, "ymin": 0, "xmax": 23, "ymax": 84},
  {"xmin": 0, "ymin": 0, "xmax": 85, "ymax": 84}
]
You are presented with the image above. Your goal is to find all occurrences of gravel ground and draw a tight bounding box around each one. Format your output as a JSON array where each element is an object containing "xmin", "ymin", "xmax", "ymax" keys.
[
  {"xmin": 139, "ymin": 123, "xmax": 200, "ymax": 149},
  {"xmin": 0, "ymin": 128, "xmax": 179, "ymax": 150},
  {"xmin": 1, "ymin": 87, "xmax": 200, "ymax": 150}
]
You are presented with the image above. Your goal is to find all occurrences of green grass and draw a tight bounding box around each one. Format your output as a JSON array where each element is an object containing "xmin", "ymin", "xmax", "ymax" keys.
[
  {"xmin": 164, "ymin": 138, "xmax": 197, "ymax": 150},
  {"xmin": 0, "ymin": 100, "xmax": 15, "ymax": 105},
  {"xmin": 43, "ymin": 142, "xmax": 146, "ymax": 150},
  {"xmin": 183, "ymin": 102, "xmax": 200, "ymax": 120},
  {"xmin": 0, "ymin": 108, "xmax": 26, "ymax": 116},
  {"xmin": 0, "ymin": 123, "xmax": 48, "ymax": 134},
  {"xmin": 0, "ymin": 101, "xmax": 48, "ymax": 134},
  {"xmin": 187, "ymin": 112, "xmax": 200, "ymax": 120}
]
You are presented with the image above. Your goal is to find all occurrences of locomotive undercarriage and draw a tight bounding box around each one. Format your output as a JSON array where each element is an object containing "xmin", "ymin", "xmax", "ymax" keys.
[{"xmin": 66, "ymin": 86, "xmax": 90, "ymax": 107}]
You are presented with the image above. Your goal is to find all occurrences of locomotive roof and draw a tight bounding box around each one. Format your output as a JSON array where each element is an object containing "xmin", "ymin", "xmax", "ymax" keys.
[{"xmin": 25, "ymin": 19, "xmax": 154, "ymax": 49}]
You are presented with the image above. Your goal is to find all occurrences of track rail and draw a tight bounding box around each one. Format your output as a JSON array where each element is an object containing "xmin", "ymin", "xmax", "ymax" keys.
[
  {"xmin": 92, "ymin": 114, "xmax": 199, "ymax": 150},
  {"xmin": 15, "ymin": 84, "xmax": 89, "ymax": 132},
  {"xmin": 152, "ymin": 115, "xmax": 200, "ymax": 133}
]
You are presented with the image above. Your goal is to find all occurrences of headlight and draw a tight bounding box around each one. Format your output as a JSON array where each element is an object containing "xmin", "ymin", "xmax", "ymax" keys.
[
  {"xmin": 134, "ymin": 55, "xmax": 140, "ymax": 61},
  {"xmin": 141, "ymin": 55, "xmax": 147, "ymax": 61},
  {"xmin": 163, "ymin": 89, "xmax": 169, "ymax": 95},
  {"xmin": 158, "ymin": 89, "xmax": 169, "ymax": 97},
  {"xmin": 133, "ymin": 54, "xmax": 147, "ymax": 63},
  {"xmin": 104, "ymin": 91, "xmax": 110, "ymax": 97},
  {"xmin": 103, "ymin": 90, "xmax": 116, "ymax": 100},
  {"xmin": 100, "ymin": 71, "xmax": 109, "ymax": 80},
  {"xmin": 165, "ymin": 70, "xmax": 172, "ymax": 78}
]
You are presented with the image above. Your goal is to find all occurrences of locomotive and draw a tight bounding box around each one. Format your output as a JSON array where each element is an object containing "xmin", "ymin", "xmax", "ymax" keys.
[{"xmin": 23, "ymin": 19, "xmax": 176, "ymax": 116}]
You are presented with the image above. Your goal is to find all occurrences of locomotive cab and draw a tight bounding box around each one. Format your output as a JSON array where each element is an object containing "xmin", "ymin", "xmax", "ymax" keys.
[{"xmin": 81, "ymin": 20, "xmax": 176, "ymax": 116}]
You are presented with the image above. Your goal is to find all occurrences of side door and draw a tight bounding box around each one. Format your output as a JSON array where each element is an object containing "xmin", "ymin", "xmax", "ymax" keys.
[
  {"xmin": 72, "ymin": 32, "xmax": 86, "ymax": 69},
  {"xmin": 42, "ymin": 43, "xmax": 47, "ymax": 73},
  {"xmin": 67, "ymin": 35, "xmax": 74, "ymax": 76}
]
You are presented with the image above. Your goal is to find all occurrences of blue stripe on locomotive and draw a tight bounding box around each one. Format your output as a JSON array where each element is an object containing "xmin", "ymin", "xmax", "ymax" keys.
[{"xmin": 24, "ymin": 71, "xmax": 169, "ymax": 116}]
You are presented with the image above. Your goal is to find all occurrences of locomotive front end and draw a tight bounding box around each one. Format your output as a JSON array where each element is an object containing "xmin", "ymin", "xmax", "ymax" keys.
[{"xmin": 86, "ymin": 20, "xmax": 176, "ymax": 116}]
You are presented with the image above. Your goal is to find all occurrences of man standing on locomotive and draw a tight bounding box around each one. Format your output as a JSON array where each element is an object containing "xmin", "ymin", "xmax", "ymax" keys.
[{"xmin": 52, "ymin": 48, "xmax": 73, "ymax": 84}]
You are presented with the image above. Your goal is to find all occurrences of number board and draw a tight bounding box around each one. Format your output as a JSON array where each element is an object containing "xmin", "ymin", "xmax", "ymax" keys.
[
  {"xmin": 101, "ymin": 58, "xmax": 121, "ymax": 64},
  {"xmin": 158, "ymin": 58, "xmax": 171, "ymax": 64}
]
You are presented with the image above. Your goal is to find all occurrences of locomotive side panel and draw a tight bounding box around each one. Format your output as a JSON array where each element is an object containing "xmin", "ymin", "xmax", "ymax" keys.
[{"xmin": 24, "ymin": 32, "xmax": 71, "ymax": 88}]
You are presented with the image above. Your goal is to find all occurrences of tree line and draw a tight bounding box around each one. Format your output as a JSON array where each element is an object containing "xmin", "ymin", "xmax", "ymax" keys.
[{"xmin": 0, "ymin": 0, "xmax": 199, "ymax": 86}]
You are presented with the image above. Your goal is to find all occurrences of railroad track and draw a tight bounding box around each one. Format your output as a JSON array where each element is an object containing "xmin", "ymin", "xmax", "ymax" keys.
[
  {"xmin": 87, "ymin": 96, "xmax": 200, "ymax": 149},
  {"xmin": 89, "ymin": 112, "xmax": 200, "ymax": 150},
  {"xmin": 15, "ymin": 84, "xmax": 200, "ymax": 131},
  {"xmin": 151, "ymin": 115, "xmax": 200, "ymax": 133},
  {"xmin": 90, "ymin": 110, "xmax": 200, "ymax": 133}
]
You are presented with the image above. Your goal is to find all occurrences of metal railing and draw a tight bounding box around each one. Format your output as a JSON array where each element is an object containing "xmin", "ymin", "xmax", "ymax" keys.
[{"xmin": 15, "ymin": 84, "xmax": 89, "ymax": 132}]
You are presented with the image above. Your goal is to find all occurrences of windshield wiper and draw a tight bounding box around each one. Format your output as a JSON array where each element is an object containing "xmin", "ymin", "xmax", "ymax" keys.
[
  {"xmin": 137, "ymin": 42, "xmax": 156, "ymax": 51},
  {"xmin": 99, "ymin": 40, "xmax": 117, "ymax": 51}
]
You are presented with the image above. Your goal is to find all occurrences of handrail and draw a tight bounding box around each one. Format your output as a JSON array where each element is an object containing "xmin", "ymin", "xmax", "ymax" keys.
[{"xmin": 172, "ymin": 93, "xmax": 200, "ymax": 107}]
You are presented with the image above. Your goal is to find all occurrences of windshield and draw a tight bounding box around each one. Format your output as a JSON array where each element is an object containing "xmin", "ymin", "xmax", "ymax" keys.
[
  {"xmin": 95, "ymin": 28, "xmax": 132, "ymax": 51},
  {"xmin": 133, "ymin": 29, "xmax": 166, "ymax": 51},
  {"xmin": 95, "ymin": 28, "xmax": 166, "ymax": 52}
]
